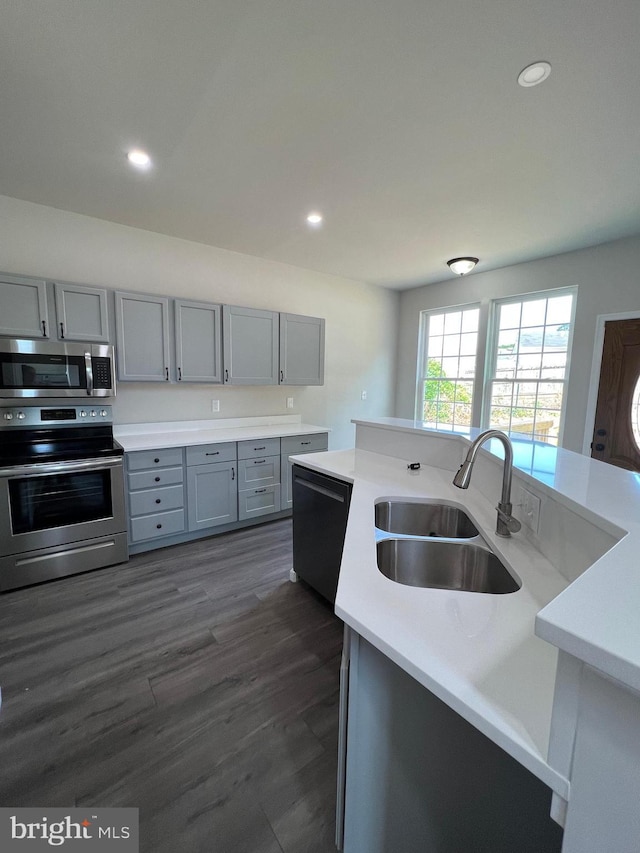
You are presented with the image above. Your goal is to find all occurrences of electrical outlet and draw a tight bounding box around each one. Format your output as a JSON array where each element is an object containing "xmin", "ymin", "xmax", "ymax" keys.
[
  {"xmin": 211, "ymin": 400, "xmax": 220, "ymax": 413},
  {"xmin": 361, "ymin": 390, "xmax": 367, "ymax": 400},
  {"xmin": 286, "ymin": 397, "xmax": 294, "ymax": 409},
  {"xmin": 519, "ymin": 486, "xmax": 541, "ymax": 534}
]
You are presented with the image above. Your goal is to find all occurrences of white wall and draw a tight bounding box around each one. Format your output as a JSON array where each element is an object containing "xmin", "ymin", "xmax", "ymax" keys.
[
  {"xmin": 0, "ymin": 195, "xmax": 399, "ymax": 449},
  {"xmin": 396, "ymin": 234, "xmax": 640, "ymax": 453}
]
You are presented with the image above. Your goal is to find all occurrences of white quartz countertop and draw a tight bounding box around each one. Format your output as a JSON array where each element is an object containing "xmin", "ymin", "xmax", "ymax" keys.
[
  {"xmin": 290, "ymin": 446, "xmax": 570, "ymax": 796},
  {"xmin": 291, "ymin": 418, "xmax": 640, "ymax": 794},
  {"xmin": 114, "ymin": 415, "xmax": 329, "ymax": 452}
]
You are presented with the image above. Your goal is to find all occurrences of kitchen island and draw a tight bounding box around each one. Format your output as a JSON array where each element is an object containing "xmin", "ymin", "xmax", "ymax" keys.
[{"xmin": 290, "ymin": 418, "xmax": 640, "ymax": 853}]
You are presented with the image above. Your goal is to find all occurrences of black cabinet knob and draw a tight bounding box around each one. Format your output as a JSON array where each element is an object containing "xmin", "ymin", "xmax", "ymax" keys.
[
  {"xmin": 155, "ymin": 498, "xmax": 161, "ymax": 504},
  {"xmin": 156, "ymin": 523, "xmax": 162, "ymax": 529},
  {"xmin": 154, "ymin": 458, "xmax": 160, "ymax": 463},
  {"xmin": 596, "ymin": 428, "xmax": 607, "ymax": 436},
  {"xmin": 595, "ymin": 443, "xmax": 605, "ymax": 451},
  {"xmin": 155, "ymin": 476, "xmax": 160, "ymax": 482}
]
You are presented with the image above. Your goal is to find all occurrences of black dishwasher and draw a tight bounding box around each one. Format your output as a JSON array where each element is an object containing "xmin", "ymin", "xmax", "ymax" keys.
[{"xmin": 292, "ymin": 464, "xmax": 352, "ymax": 604}]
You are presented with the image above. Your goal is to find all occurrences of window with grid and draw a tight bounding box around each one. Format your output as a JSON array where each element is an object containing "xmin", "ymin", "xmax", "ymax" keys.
[
  {"xmin": 487, "ymin": 290, "xmax": 575, "ymax": 446},
  {"xmin": 418, "ymin": 306, "xmax": 480, "ymax": 432}
]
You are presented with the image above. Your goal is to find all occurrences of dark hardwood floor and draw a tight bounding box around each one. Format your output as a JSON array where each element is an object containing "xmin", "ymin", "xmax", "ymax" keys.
[{"xmin": 0, "ymin": 519, "xmax": 343, "ymax": 853}]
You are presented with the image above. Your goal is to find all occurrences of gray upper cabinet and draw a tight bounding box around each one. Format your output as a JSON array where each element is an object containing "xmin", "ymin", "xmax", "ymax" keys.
[
  {"xmin": 223, "ymin": 305, "xmax": 279, "ymax": 385},
  {"xmin": 279, "ymin": 313, "xmax": 325, "ymax": 385},
  {"xmin": 115, "ymin": 291, "xmax": 171, "ymax": 382},
  {"xmin": 0, "ymin": 274, "xmax": 49, "ymax": 338},
  {"xmin": 174, "ymin": 299, "xmax": 222, "ymax": 383},
  {"xmin": 54, "ymin": 282, "xmax": 109, "ymax": 342}
]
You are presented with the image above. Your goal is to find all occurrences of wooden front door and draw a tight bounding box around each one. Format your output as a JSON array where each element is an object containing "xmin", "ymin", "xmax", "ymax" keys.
[{"xmin": 591, "ymin": 318, "xmax": 640, "ymax": 471}]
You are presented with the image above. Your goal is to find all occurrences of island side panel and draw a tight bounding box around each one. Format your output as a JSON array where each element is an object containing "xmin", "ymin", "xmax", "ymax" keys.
[{"xmin": 343, "ymin": 633, "xmax": 563, "ymax": 853}]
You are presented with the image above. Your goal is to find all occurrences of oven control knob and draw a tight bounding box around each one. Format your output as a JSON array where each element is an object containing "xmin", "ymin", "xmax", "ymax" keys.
[
  {"xmin": 4, "ymin": 412, "xmax": 13, "ymax": 420},
  {"xmin": 80, "ymin": 410, "xmax": 87, "ymax": 417},
  {"xmin": 100, "ymin": 409, "xmax": 107, "ymax": 417},
  {"xmin": 90, "ymin": 410, "xmax": 97, "ymax": 417},
  {"xmin": 16, "ymin": 411, "xmax": 25, "ymax": 419}
]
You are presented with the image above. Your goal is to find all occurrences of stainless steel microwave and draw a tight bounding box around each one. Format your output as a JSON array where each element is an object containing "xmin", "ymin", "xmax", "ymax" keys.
[{"xmin": 0, "ymin": 340, "xmax": 116, "ymax": 398}]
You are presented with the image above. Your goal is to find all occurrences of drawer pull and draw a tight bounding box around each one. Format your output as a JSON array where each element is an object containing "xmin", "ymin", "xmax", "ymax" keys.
[
  {"xmin": 301, "ymin": 441, "xmax": 311, "ymax": 445},
  {"xmin": 206, "ymin": 451, "xmax": 220, "ymax": 456},
  {"xmin": 155, "ymin": 499, "xmax": 161, "ymax": 504},
  {"xmin": 156, "ymin": 523, "xmax": 162, "ymax": 529},
  {"xmin": 254, "ymin": 446, "xmax": 266, "ymax": 450},
  {"xmin": 154, "ymin": 458, "xmax": 160, "ymax": 463},
  {"xmin": 155, "ymin": 476, "xmax": 160, "ymax": 482},
  {"xmin": 253, "ymin": 459, "xmax": 266, "ymax": 465},
  {"xmin": 255, "ymin": 488, "xmax": 267, "ymax": 494}
]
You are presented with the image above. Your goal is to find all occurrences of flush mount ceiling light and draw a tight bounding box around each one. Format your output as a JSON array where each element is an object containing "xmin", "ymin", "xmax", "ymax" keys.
[
  {"xmin": 306, "ymin": 212, "xmax": 323, "ymax": 226},
  {"xmin": 447, "ymin": 257, "xmax": 479, "ymax": 276},
  {"xmin": 517, "ymin": 61, "xmax": 552, "ymax": 88},
  {"xmin": 127, "ymin": 149, "xmax": 152, "ymax": 169}
]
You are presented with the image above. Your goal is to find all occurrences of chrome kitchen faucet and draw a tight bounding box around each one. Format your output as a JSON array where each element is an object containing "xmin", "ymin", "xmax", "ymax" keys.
[{"xmin": 452, "ymin": 429, "xmax": 522, "ymax": 537}]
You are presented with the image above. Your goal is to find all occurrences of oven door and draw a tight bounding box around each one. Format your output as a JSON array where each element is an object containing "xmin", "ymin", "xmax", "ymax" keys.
[{"xmin": 0, "ymin": 457, "xmax": 125, "ymax": 557}]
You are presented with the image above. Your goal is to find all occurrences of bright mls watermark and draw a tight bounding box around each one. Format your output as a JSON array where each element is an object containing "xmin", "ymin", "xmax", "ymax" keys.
[{"xmin": 0, "ymin": 809, "xmax": 138, "ymax": 851}]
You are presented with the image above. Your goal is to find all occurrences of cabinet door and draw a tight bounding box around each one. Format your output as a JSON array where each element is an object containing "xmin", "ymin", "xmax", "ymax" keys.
[
  {"xmin": 115, "ymin": 291, "xmax": 171, "ymax": 382},
  {"xmin": 279, "ymin": 313, "xmax": 325, "ymax": 385},
  {"xmin": 0, "ymin": 275, "xmax": 49, "ymax": 338},
  {"xmin": 187, "ymin": 460, "xmax": 238, "ymax": 530},
  {"xmin": 54, "ymin": 283, "xmax": 110, "ymax": 342},
  {"xmin": 175, "ymin": 299, "xmax": 222, "ymax": 383},
  {"xmin": 223, "ymin": 305, "xmax": 279, "ymax": 385}
]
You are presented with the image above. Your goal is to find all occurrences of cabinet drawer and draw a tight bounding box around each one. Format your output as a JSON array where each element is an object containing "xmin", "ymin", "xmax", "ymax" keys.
[
  {"xmin": 186, "ymin": 442, "xmax": 236, "ymax": 467},
  {"xmin": 281, "ymin": 433, "xmax": 328, "ymax": 455},
  {"xmin": 238, "ymin": 484, "xmax": 281, "ymax": 521},
  {"xmin": 128, "ymin": 484, "xmax": 184, "ymax": 518},
  {"xmin": 128, "ymin": 466, "xmax": 184, "ymax": 491},
  {"xmin": 237, "ymin": 437, "xmax": 280, "ymax": 460},
  {"xmin": 130, "ymin": 508, "xmax": 185, "ymax": 542},
  {"xmin": 237, "ymin": 455, "xmax": 280, "ymax": 490},
  {"xmin": 127, "ymin": 448, "xmax": 183, "ymax": 471}
]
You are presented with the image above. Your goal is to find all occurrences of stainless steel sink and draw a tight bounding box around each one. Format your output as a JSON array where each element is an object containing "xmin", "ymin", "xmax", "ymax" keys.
[
  {"xmin": 374, "ymin": 500, "xmax": 479, "ymax": 539},
  {"xmin": 376, "ymin": 538, "xmax": 521, "ymax": 594}
]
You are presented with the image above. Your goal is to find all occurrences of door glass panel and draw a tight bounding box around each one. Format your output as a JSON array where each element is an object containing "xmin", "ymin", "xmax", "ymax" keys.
[
  {"xmin": 9, "ymin": 470, "xmax": 112, "ymax": 534},
  {"xmin": 631, "ymin": 374, "xmax": 640, "ymax": 451}
]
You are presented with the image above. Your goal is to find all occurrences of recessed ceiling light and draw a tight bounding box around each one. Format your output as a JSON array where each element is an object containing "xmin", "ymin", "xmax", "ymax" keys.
[
  {"xmin": 127, "ymin": 149, "xmax": 152, "ymax": 169},
  {"xmin": 517, "ymin": 61, "xmax": 552, "ymax": 88},
  {"xmin": 306, "ymin": 212, "xmax": 323, "ymax": 226}
]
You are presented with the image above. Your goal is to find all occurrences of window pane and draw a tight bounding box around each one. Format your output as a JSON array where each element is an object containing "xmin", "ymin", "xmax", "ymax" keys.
[
  {"xmin": 546, "ymin": 296, "xmax": 573, "ymax": 326},
  {"xmin": 499, "ymin": 303, "xmax": 521, "ymax": 329},
  {"xmin": 462, "ymin": 309, "xmax": 480, "ymax": 332},
  {"xmin": 429, "ymin": 314, "xmax": 444, "ymax": 336},
  {"xmin": 443, "ymin": 311, "xmax": 462, "ymax": 335},
  {"xmin": 520, "ymin": 299, "xmax": 547, "ymax": 327},
  {"xmin": 519, "ymin": 326, "xmax": 544, "ymax": 351},
  {"xmin": 428, "ymin": 335, "xmax": 443, "ymax": 359}
]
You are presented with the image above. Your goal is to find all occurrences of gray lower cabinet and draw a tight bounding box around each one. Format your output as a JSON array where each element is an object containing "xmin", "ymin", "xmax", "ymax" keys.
[
  {"xmin": 280, "ymin": 433, "xmax": 329, "ymax": 510},
  {"xmin": 237, "ymin": 437, "xmax": 281, "ymax": 521},
  {"xmin": 126, "ymin": 448, "xmax": 186, "ymax": 544},
  {"xmin": 223, "ymin": 305, "xmax": 279, "ymax": 385},
  {"xmin": 174, "ymin": 299, "xmax": 222, "ymax": 383},
  {"xmin": 279, "ymin": 313, "xmax": 325, "ymax": 385},
  {"xmin": 115, "ymin": 291, "xmax": 171, "ymax": 381},
  {"xmin": 186, "ymin": 442, "xmax": 238, "ymax": 530}
]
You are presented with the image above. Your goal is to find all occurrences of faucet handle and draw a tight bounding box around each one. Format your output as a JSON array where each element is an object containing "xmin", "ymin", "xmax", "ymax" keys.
[{"xmin": 496, "ymin": 503, "xmax": 522, "ymax": 535}]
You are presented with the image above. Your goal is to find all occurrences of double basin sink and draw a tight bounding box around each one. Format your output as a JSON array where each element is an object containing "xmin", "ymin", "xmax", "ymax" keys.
[{"xmin": 375, "ymin": 500, "xmax": 520, "ymax": 595}]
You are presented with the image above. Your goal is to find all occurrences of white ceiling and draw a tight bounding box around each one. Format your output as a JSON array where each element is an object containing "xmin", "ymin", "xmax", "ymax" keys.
[{"xmin": 1, "ymin": 0, "xmax": 639, "ymax": 289}]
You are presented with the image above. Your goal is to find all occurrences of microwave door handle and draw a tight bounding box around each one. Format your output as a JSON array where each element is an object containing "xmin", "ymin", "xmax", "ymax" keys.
[{"xmin": 85, "ymin": 351, "xmax": 93, "ymax": 396}]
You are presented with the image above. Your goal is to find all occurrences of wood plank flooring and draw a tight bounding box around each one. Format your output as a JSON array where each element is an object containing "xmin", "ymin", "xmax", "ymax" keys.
[{"xmin": 0, "ymin": 519, "xmax": 343, "ymax": 853}]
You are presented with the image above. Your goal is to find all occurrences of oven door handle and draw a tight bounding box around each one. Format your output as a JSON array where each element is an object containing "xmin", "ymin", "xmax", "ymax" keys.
[{"xmin": 0, "ymin": 457, "xmax": 124, "ymax": 478}]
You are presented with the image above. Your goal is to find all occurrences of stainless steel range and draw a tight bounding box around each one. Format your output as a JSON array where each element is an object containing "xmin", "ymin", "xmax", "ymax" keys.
[{"xmin": 0, "ymin": 405, "xmax": 128, "ymax": 591}]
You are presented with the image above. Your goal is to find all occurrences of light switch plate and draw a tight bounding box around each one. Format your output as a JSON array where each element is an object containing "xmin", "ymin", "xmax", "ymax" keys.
[
  {"xmin": 519, "ymin": 485, "xmax": 541, "ymax": 534},
  {"xmin": 211, "ymin": 400, "xmax": 220, "ymax": 413},
  {"xmin": 286, "ymin": 397, "xmax": 294, "ymax": 409}
]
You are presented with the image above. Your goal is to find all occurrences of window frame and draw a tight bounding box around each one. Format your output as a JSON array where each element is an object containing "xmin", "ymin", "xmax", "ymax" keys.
[
  {"xmin": 415, "ymin": 286, "xmax": 578, "ymax": 446},
  {"xmin": 415, "ymin": 302, "xmax": 482, "ymax": 430},
  {"xmin": 481, "ymin": 287, "xmax": 577, "ymax": 447}
]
